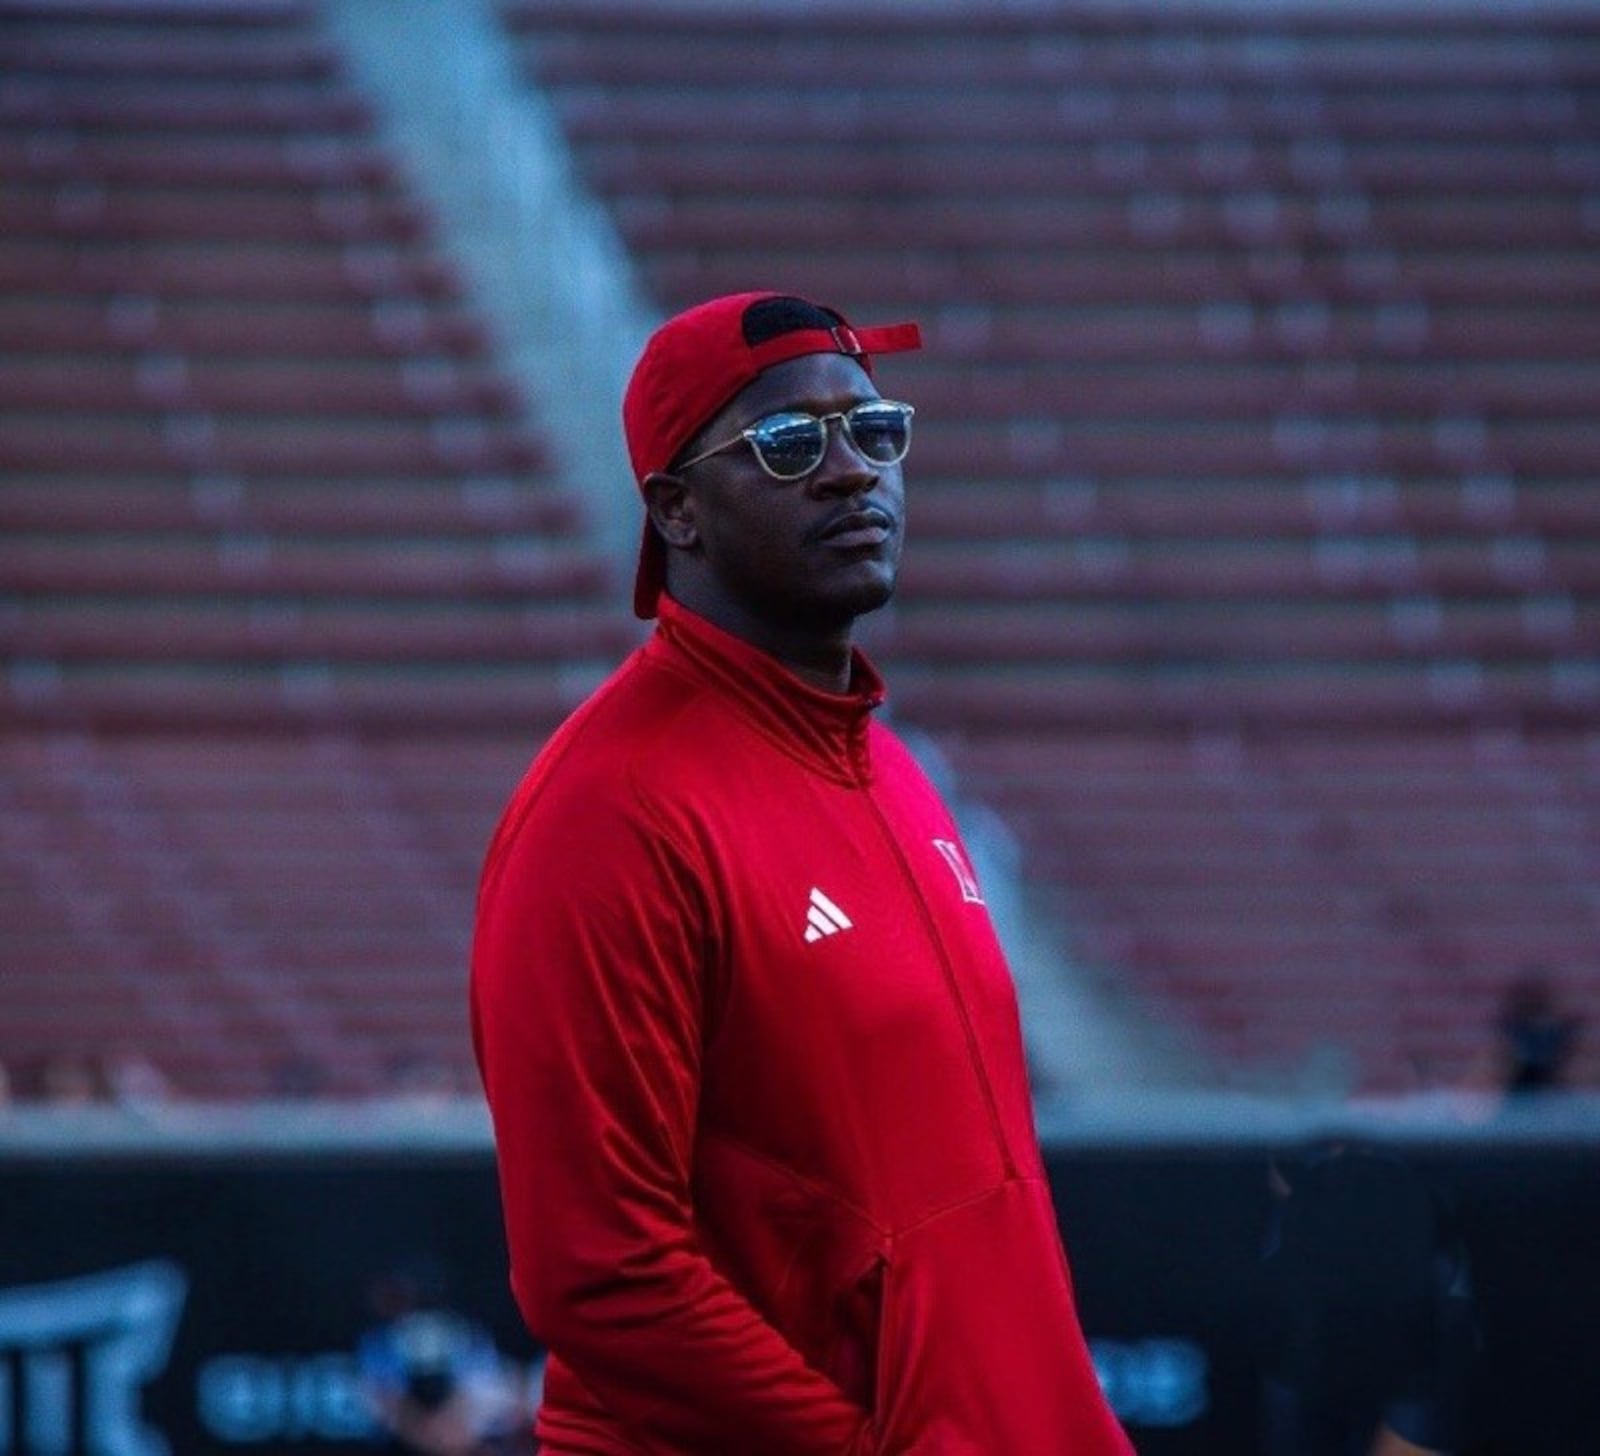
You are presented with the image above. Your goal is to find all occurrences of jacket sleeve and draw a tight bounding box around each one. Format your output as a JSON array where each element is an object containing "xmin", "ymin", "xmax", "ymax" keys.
[{"xmin": 470, "ymin": 776, "xmax": 877, "ymax": 1455}]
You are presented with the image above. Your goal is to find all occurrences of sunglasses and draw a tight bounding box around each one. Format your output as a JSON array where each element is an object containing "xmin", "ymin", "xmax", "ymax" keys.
[{"xmin": 675, "ymin": 399, "xmax": 915, "ymax": 481}]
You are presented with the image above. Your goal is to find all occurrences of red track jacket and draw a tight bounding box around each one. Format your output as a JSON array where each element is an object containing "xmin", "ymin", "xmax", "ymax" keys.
[{"xmin": 471, "ymin": 597, "xmax": 1133, "ymax": 1455}]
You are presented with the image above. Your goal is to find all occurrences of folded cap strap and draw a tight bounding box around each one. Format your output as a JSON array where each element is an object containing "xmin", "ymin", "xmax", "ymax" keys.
[
  {"xmin": 747, "ymin": 321, "xmax": 923, "ymax": 374},
  {"xmin": 851, "ymin": 322, "xmax": 923, "ymax": 354}
]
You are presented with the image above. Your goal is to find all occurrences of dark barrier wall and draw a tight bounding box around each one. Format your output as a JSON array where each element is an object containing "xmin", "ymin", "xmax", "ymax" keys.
[
  {"xmin": 1, "ymin": 1138, "xmax": 1596, "ymax": 1454},
  {"xmin": 1047, "ymin": 1144, "xmax": 1600, "ymax": 1455}
]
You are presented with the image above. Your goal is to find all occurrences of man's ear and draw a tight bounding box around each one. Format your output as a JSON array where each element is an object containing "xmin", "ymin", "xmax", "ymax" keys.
[{"xmin": 642, "ymin": 470, "xmax": 698, "ymax": 550}]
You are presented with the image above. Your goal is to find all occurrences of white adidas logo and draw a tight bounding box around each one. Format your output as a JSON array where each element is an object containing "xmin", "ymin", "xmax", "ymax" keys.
[{"xmin": 803, "ymin": 887, "xmax": 854, "ymax": 944}]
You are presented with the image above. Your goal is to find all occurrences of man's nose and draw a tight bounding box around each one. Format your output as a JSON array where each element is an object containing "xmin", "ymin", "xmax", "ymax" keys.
[{"xmin": 807, "ymin": 416, "xmax": 879, "ymax": 496}]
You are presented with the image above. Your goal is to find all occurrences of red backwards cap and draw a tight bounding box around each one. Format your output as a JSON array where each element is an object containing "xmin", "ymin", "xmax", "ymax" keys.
[{"xmin": 622, "ymin": 291, "xmax": 922, "ymax": 618}]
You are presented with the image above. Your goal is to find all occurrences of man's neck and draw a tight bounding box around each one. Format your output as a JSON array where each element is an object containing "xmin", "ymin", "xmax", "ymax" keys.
[{"xmin": 666, "ymin": 587, "xmax": 855, "ymax": 695}]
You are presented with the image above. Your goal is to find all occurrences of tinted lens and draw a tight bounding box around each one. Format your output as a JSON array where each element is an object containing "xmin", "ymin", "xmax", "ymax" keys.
[
  {"xmin": 845, "ymin": 401, "xmax": 913, "ymax": 464},
  {"xmin": 748, "ymin": 412, "xmax": 827, "ymax": 479}
]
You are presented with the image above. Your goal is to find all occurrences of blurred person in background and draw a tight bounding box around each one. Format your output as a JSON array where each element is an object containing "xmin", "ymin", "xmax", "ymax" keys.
[
  {"xmin": 1493, "ymin": 967, "xmax": 1581, "ymax": 1100},
  {"xmin": 472, "ymin": 293, "xmax": 1132, "ymax": 1454},
  {"xmin": 357, "ymin": 1262, "xmax": 533, "ymax": 1455},
  {"xmin": 16, "ymin": 1048, "xmax": 174, "ymax": 1109},
  {"xmin": 101, "ymin": 1046, "xmax": 175, "ymax": 1109},
  {"xmin": 382, "ymin": 1048, "xmax": 463, "ymax": 1106},
  {"xmin": 1255, "ymin": 1143, "xmax": 1478, "ymax": 1456},
  {"xmin": 30, "ymin": 1048, "xmax": 106, "ymax": 1106}
]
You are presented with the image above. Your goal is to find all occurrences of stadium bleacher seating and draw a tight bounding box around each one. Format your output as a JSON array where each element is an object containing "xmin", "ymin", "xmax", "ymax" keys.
[
  {"xmin": 500, "ymin": 0, "xmax": 1600, "ymax": 1090},
  {"xmin": 5, "ymin": 0, "xmax": 1599, "ymax": 1097},
  {"xmin": 0, "ymin": 0, "xmax": 629, "ymax": 1097}
]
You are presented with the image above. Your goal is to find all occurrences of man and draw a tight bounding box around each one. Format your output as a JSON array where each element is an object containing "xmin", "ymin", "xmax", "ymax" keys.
[
  {"xmin": 356, "ymin": 1263, "xmax": 531, "ymax": 1455},
  {"xmin": 471, "ymin": 292, "xmax": 1132, "ymax": 1454},
  {"xmin": 1256, "ymin": 1145, "xmax": 1477, "ymax": 1456}
]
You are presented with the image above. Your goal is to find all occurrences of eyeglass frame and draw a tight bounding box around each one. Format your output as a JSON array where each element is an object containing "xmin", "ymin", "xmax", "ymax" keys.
[{"xmin": 672, "ymin": 399, "xmax": 916, "ymax": 481}]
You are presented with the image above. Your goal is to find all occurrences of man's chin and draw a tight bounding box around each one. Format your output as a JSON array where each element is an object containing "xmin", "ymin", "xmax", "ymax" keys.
[
  {"xmin": 812, "ymin": 566, "xmax": 897, "ymax": 626},
  {"xmin": 731, "ymin": 560, "xmax": 898, "ymax": 633},
  {"xmin": 845, "ymin": 578, "xmax": 896, "ymax": 619}
]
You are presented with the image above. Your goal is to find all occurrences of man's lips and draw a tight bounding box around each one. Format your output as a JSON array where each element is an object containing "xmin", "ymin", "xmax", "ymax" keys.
[{"xmin": 813, "ymin": 506, "xmax": 896, "ymax": 547}]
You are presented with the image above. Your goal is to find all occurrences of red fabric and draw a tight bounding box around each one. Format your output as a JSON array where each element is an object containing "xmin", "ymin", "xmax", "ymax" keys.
[
  {"xmin": 471, "ymin": 598, "xmax": 1134, "ymax": 1455},
  {"xmin": 620, "ymin": 291, "xmax": 922, "ymax": 619}
]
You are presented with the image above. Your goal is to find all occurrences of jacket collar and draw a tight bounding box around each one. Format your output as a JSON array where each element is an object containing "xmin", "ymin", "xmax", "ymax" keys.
[{"xmin": 650, "ymin": 595, "xmax": 885, "ymax": 785}]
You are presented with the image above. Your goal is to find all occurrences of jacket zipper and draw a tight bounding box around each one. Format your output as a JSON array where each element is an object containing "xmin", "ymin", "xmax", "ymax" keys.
[{"xmin": 864, "ymin": 789, "xmax": 1018, "ymax": 1179}]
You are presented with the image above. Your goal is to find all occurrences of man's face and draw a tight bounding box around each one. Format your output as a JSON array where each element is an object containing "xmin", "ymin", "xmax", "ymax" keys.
[{"xmin": 663, "ymin": 352, "xmax": 906, "ymax": 631}]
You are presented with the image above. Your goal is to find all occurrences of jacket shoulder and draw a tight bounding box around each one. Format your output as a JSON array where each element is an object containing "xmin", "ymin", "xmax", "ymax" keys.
[
  {"xmin": 480, "ymin": 650, "xmax": 721, "ymax": 881},
  {"xmin": 868, "ymin": 719, "xmax": 943, "ymax": 794}
]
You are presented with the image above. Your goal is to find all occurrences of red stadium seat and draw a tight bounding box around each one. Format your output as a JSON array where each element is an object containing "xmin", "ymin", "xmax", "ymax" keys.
[
  {"xmin": 8, "ymin": 0, "xmax": 1600, "ymax": 1096},
  {"xmin": 0, "ymin": 0, "xmax": 621, "ymax": 1097}
]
